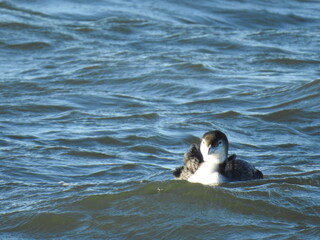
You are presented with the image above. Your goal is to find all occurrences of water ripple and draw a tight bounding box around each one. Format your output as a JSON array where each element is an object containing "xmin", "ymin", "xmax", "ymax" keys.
[{"xmin": 1, "ymin": 0, "xmax": 320, "ymax": 239}]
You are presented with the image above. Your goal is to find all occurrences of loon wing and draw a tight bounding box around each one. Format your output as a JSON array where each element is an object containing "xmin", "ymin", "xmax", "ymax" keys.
[
  {"xmin": 224, "ymin": 159, "xmax": 263, "ymax": 181},
  {"xmin": 173, "ymin": 144, "xmax": 203, "ymax": 180}
]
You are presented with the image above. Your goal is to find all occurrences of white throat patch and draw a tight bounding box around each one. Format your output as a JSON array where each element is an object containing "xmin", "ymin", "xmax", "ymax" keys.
[{"xmin": 200, "ymin": 140, "xmax": 226, "ymax": 164}]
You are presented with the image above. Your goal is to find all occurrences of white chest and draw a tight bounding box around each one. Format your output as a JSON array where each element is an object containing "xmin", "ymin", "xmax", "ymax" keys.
[{"xmin": 187, "ymin": 161, "xmax": 226, "ymax": 185}]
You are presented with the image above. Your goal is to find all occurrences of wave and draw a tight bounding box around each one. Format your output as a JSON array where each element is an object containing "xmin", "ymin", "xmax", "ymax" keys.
[
  {"xmin": 4, "ymin": 177, "xmax": 318, "ymax": 238},
  {"xmin": 261, "ymin": 58, "xmax": 320, "ymax": 65},
  {"xmin": 5, "ymin": 41, "xmax": 50, "ymax": 50},
  {"xmin": 1, "ymin": 169, "xmax": 319, "ymax": 238},
  {"xmin": 251, "ymin": 108, "xmax": 315, "ymax": 122}
]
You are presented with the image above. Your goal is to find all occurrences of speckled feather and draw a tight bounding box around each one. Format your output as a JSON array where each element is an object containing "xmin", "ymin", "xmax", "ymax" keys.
[{"xmin": 173, "ymin": 144, "xmax": 203, "ymax": 180}]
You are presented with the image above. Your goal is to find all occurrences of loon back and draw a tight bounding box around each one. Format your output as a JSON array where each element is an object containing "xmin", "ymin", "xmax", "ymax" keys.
[{"xmin": 224, "ymin": 159, "xmax": 263, "ymax": 181}]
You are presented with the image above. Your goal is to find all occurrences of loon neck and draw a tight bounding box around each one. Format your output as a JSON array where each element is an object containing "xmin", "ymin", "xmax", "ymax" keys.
[
  {"xmin": 203, "ymin": 154, "xmax": 225, "ymax": 164},
  {"xmin": 188, "ymin": 157, "xmax": 227, "ymax": 185},
  {"xmin": 202, "ymin": 155, "xmax": 227, "ymax": 174},
  {"xmin": 201, "ymin": 156, "xmax": 224, "ymax": 171}
]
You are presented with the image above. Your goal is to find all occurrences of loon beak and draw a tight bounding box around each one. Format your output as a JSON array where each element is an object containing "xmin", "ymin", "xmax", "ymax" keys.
[{"xmin": 208, "ymin": 145, "xmax": 216, "ymax": 155}]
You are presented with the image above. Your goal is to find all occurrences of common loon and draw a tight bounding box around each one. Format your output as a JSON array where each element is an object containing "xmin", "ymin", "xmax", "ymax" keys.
[{"xmin": 173, "ymin": 130, "xmax": 263, "ymax": 185}]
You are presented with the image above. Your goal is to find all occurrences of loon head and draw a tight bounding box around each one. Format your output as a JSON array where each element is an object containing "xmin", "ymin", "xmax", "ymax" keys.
[{"xmin": 200, "ymin": 130, "xmax": 228, "ymax": 164}]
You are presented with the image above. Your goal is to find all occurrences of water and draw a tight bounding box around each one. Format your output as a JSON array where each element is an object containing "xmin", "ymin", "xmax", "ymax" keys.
[{"xmin": 1, "ymin": 0, "xmax": 319, "ymax": 239}]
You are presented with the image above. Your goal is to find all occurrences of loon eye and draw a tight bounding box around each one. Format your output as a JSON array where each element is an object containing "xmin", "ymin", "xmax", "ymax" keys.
[{"xmin": 218, "ymin": 140, "xmax": 223, "ymax": 146}]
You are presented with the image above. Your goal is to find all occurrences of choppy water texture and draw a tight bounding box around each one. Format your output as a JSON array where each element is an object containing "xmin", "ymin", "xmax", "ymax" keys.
[{"xmin": 1, "ymin": 0, "xmax": 320, "ymax": 239}]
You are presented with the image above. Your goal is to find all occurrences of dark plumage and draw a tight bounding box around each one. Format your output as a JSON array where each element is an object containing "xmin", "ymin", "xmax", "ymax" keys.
[
  {"xmin": 224, "ymin": 158, "xmax": 263, "ymax": 181},
  {"xmin": 173, "ymin": 144, "xmax": 203, "ymax": 180}
]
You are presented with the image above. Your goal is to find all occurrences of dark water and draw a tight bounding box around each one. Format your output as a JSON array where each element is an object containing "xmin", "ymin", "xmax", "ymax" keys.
[{"xmin": 1, "ymin": 0, "xmax": 320, "ymax": 239}]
